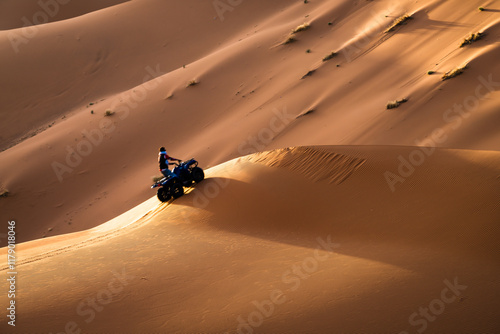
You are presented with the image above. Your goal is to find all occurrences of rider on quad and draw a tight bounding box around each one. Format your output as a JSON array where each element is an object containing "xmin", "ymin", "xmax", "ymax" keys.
[
  {"xmin": 158, "ymin": 147, "xmax": 181, "ymax": 178},
  {"xmin": 152, "ymin": 149, "xmax": 205, "ymax": 202}
]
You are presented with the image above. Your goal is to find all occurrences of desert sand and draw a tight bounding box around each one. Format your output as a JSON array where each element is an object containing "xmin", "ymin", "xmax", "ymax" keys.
[{"xmin": 0, "ymin": 0, "xmax": 499, "ymax": 333}]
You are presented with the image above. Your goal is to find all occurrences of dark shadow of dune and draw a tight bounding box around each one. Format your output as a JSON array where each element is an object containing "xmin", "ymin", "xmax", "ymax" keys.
[
  {"xmin": 172, "ymin": 145, "xmax": 500, "ymax": 279},
  {"xmin": 411, "ymin": 11, "xmax": 469, "ymax": 31}
]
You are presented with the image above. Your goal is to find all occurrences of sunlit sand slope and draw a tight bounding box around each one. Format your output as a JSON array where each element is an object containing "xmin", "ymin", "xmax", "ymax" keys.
[{"xmin": 1, "ymin": 146, "xmax": 498, "ymax": 333}]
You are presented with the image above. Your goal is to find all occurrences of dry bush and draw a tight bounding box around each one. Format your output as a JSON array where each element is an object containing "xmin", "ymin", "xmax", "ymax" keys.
[
  {"xmin": 282, "ymin": 35, "xmax": 297, "ymax": 45},
  {"xmin": 322, "ymin": 52, "xmax": 337, "ymax": 61},
  {"xmin": 442, "ymin": 66, "xmax": 467, "ymax": 81},
  {"xmin": 460, "ymin": 32, "xmax": 484, "ymax": 47},
  {"xmin": 385, "ymin": 14, "xmax": 413, "ymax": 33},
  {"xmin": 292, "ymin": 23, "xmax": 310, "ymax": 33},
  {"xmin": 386, "ymin": 98, "xmax": 409, "ymax": 109},
  {"xmin": 0, "ymin": 187, "xmax": 9, "ymax": 198}
]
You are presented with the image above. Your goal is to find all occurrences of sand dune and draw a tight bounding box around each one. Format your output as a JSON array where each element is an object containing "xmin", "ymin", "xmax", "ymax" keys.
[
  {"xmin": 245, "ymin": 147, "xmax": 366, "ymax": 184},
  {"xmin": 1, "ymin": 0, "xmax": 500, "ymax": 243},
  {"xmin": 0, "ymin": 0, "xmax": 499, "ymax": 332},
  {"xmin": 1, "ymin": 146, "xmax": 499, "ymax": 333}
]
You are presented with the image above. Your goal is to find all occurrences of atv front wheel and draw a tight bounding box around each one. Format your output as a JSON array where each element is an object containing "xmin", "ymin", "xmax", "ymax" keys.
[
  {"xmin": 192, "ymin": 167, "xmax": 204, "ymax": 183},
  {"xmin": 171, "ymin": 183, "xmax": 184, "ymax": 199},
  {"xmin": 157, "ymin": 188, "xmax": 171, "ymax": 202}
]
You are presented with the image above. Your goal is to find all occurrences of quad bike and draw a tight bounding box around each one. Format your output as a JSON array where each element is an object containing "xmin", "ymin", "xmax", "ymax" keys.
[{"xmin": 151, "ymin": 158, "xmax": 204, "ymax": 202}]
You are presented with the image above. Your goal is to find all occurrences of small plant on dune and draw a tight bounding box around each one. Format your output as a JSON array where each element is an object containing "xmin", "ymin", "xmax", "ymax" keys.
[
  {"xmin": 306, "ymin": 49, "xmax": 311, "ymax": 53},
  {"xmin": 304, "ymin": 0, "xmax": 309, "ymax": 3},
  {"xmin": 385, "ymin": 13, "xmax": 413, "ymax": 33},
  {"xmin": 104, "ymin": 110, "xmax": 114, "ymax": 116},
  {"xmin": 292, "ymin": 23, "xmax": 310, "ymax": 33},
  {"xmin": 283, "ymin": 35, "xmax": 297, "ymax": 45},
  {"xmin": 0, "ymin": 188, "xmax": 9, "ymax": 198},
  {"xmin": 460, "ymin": 32, "xmax": 485, "ymax": 47},
  {"xmin": 442, "ymin": 65, "xmax": 467, "ymax": 81},
  {"xmin": 187, "ymin": 80, "xmax": 198, "ymax": 87},
  {"xmin": 301, "ymin": 70, "xmax": 316, "ymax": 79},
  {"xmin": 322, "ymin": 52, "xmax": 337, "ymax": 61},
  {"xmin": 478, "ymin": 7, "xmax": 485, "ymax": 11},
  {"xmin": 282, "ymin": 22, "xmax": 310, "ymax": 46},
  {"xmin": 427, "ymin": 70, "xmax": 435, "ymax": 75},
  {"xmin": 386, "ymin": 98, "xmax": 408, "ymax": 110},
  {"xmin": 297, "ymin": 109, "xmax": 315, "ymax": 118}
]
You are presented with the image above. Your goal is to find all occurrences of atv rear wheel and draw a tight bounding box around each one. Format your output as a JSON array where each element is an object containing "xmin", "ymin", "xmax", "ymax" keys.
[
  {"xmin": 192, "ymin": 167, "xmax": 204, "ymax": 183},
  {"xmin": 157, "ymin": 188, "xmax": 171, "ymax": 202},
  {"xmin": 171, "ymin": 183, "xmax": 184, "ymax": 199}
]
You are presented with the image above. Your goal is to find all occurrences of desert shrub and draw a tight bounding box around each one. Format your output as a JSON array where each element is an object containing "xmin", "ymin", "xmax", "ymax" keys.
[
  {"xmin": 283, "ymin": 35, "xmax": 297, "ymax": 45},
  {"xmin": 0, "ymin": 188, "xmax": 9, "ymax": 198},
  {"xmin": 322, "ymin": 52, "xmax": 337, "ymax": 61},
  {"xmin": 442, "ymin": 66, "xmax": 467, "ymax": 81},
  {"xmin": 385, "ymin": 14, "xmax": 413, "ymax": 33},
  {"xmin": 460, "ymin": 32, "xmax": 484, "ymax": 47},
  {"xmin": 292, "ymin": 23, "xmax": 310, "ymax": 33},
  {"xmin": 387, "ymin": 98, "xmax": 408, "ymax": 109}
]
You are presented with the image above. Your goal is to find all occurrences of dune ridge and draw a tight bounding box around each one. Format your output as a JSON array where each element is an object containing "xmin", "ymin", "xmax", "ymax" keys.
[
  {"xmin": 0, "ymin": 0, "xmax": 500, "ymax": 331},
  {"xmin": 1, "ymin": 0, "xmax": 500, "ymax": 243},
  {"xmin": 244, "ymin": 146, "xmax": 366, "ymax": 185},
  {"xmin": 1, "ymin": 145, "xmax": 499, "ymax": 333},
  {"xmin": 0, "ymin": 0, "xmax": 130, "ymax": 30}
]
